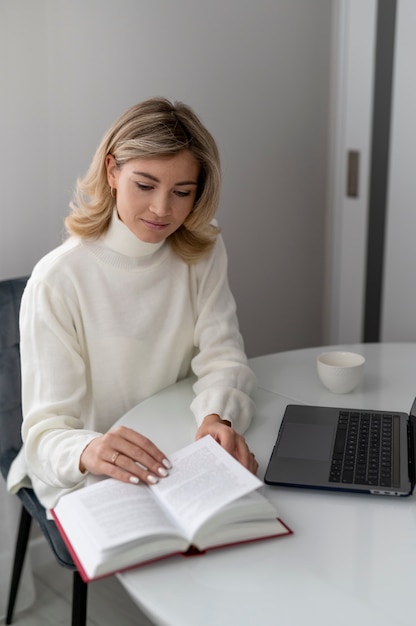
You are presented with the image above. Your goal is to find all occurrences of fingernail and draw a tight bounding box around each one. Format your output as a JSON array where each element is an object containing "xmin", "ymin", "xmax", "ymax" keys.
[
  {"xmin": 147, "ymin": 475, "xmax": 159, "ymax": 484},
  {"xmin": 162, "ymin": 458, "xmax": 172, "ymax": 469},
  {"xmin": 129, "ymin": 476, "xmax": 140, "ymax": 484},
  {"xmin": 157, "ymin": 466, "xmax": 169, "ymax": 477}
]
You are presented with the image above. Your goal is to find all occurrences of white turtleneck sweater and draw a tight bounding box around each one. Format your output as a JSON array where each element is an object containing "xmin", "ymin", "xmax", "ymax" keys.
[{"xmin": 7, "ymin": 211, "xmax": 256, "ymax": 511}]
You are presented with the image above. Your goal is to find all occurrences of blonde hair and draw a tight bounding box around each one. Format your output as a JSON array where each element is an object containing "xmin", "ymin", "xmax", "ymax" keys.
[{"xmin": 66, "ymin": 97, "xmax": 221, "ymax": 263}]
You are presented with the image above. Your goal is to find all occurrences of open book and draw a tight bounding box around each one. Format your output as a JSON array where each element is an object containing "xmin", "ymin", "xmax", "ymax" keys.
[{"xmin": 51, "ymin": 435, "xmax": 292, "ymax": 582}]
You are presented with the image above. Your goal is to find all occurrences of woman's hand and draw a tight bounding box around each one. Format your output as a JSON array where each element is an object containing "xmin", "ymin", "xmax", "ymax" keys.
[
  {"xmin": 195, "ymin": 414, "xmax": 258, "ymax": 474},
  {"xmin": 79, "ymin": 426, "xmax": 171, "ymax": 485}
]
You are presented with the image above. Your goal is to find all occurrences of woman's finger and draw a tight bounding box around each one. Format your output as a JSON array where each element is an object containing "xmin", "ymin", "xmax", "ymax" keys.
[{"xmin": 80, "ymin": 428, "xmax": 172, "ymax": 485}]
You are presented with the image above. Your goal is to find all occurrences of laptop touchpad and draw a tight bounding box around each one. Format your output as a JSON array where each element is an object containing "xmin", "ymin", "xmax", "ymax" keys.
[{"xmin": 277, "ymin": 423, "xmax": 333, "ymax": 461}]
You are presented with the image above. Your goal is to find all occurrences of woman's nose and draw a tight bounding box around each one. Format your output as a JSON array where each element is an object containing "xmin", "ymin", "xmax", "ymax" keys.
[{"xmin": 149, "ymin": 193, "xmax": 171, "ymax": 216}]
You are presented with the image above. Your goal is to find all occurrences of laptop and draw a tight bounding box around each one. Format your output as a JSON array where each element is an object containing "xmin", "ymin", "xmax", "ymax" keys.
[{"xmin": 264, "ymin": 398, "xmax": 416, "ymax": 496}]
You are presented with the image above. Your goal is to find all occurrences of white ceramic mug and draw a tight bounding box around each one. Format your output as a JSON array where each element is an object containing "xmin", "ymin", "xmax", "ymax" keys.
[{"xmin": 316, "ymin": 351, "xmax": 365, "ymax": 393}]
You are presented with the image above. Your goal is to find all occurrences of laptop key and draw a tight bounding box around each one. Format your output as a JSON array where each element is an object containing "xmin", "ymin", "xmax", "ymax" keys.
[
  {"xmin": 333, "ymin": 423, "xmax": 347, "ymax": 456},
  {"xmin": 342, "ymin": 470, "xmax": 354, "ymax": 483}
]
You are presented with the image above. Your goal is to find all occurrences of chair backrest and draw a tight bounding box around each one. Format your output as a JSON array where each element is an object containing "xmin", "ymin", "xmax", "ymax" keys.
[{"xmin": 0, "ymin": 276, "xmax": 29, "ymax": 480}]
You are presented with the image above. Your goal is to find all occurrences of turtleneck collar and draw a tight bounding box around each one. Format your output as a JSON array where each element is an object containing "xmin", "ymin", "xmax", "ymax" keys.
[{"xmin": 101, "ymin": 209, "xmax": 166, "ymax": 258}]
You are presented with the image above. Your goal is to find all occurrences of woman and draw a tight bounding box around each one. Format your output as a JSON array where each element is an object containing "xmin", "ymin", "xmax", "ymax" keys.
[{"xmin": 7, "ymin": 97, "xmax": 257, "ymax": 513}]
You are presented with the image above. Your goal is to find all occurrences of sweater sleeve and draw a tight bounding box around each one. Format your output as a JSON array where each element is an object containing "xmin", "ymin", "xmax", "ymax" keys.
[
  {"xmin": 19, "ymin": 278, "xmax": 100, "ymax": 491},
  {"xmin": 190, "ymin": 235, "xmax": 257, "ymax": 433}
]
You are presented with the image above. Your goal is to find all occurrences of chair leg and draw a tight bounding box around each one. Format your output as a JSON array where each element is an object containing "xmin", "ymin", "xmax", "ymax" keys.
[
  {"xmin": 6, "ymin": 506, "xmax": 32, "ymax": 625},
  {"xmin": 71, "ymin": 570, "xmax": 88, "ymax": 626}
]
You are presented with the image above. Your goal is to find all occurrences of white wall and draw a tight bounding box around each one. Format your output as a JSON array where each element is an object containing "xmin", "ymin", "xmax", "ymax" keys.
[{"xmin": 0, "ymin": 0, "xmax": 332, "ymax": 357}]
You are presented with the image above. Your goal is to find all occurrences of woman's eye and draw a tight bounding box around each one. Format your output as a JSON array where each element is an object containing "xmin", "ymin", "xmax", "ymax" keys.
[
  {"xmin": 136, "ymin": 182, "xmax": 153, "ymax": 191},
  {"xmin": 175, "ymin": 190, "xmax": 191, "ymax": 198}
]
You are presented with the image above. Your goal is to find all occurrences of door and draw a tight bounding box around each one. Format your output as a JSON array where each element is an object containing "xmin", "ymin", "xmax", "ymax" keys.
[
  {"xmin": 380, "ymin": 0, "xmax": 416, "ymax": 341},
  {"xmin": 326, "ymin": 0, "xmax": 377, "ymax": 344}
]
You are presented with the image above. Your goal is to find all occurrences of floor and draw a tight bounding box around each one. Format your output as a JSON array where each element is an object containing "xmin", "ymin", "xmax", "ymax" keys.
[{"xmin": 4, "ymin": 561, "xmax": 156, "ymax": 626}]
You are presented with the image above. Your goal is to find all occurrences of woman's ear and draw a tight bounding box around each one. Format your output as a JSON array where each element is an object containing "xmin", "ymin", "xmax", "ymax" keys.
[{"xmin": 105, "ymin": 154, "xmax": 118, "ymax": 187}]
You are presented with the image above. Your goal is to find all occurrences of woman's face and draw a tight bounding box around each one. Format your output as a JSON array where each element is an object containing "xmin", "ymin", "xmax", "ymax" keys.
[{"xmin": 105, "ymin": 150, "xmax": 200, "ymax": 243}]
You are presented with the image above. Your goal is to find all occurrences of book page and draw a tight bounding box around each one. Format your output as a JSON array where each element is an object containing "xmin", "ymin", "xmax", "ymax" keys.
[
  {"xmin": 150, "ymin": 435, "xmax": 263, "ymax": 539},
  {"xmin": 56, "ymin": 478, "xmax": 183, "ymax": 553}
]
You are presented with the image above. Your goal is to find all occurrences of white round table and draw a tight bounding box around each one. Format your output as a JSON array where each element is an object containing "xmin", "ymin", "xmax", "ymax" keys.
[{"xmin": 116, "ymin": 343, "xmax": 416, "ymax": 626}]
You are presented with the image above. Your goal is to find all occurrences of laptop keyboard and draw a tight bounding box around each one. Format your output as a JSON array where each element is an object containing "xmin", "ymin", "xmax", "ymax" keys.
[{"xmin": 329, "ymin": 410, "xmax": 401, "ymax": 487}]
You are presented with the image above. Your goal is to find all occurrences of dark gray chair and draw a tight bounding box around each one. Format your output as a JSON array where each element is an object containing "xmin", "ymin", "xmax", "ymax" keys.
[{"xmin": 0, "ymin": 276, "xmax": 88, "ymax": 626}]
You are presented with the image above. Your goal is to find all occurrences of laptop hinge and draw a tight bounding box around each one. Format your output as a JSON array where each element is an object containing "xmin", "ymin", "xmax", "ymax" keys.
[{"xmin": 408, "ymin": 408, "xmax": 416, "ymax": 491}]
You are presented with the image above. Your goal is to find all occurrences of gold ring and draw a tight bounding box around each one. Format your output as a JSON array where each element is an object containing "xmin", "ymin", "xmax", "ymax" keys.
[{"xmin": 111, "ymin": 451, "xmax": 120, "ymax": 465}]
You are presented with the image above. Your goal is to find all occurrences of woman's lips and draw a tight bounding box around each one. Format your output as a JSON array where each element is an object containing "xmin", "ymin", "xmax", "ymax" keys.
[{"xmin": 141, "ymin": 219, "xmax": 169, "ymax": 231}]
